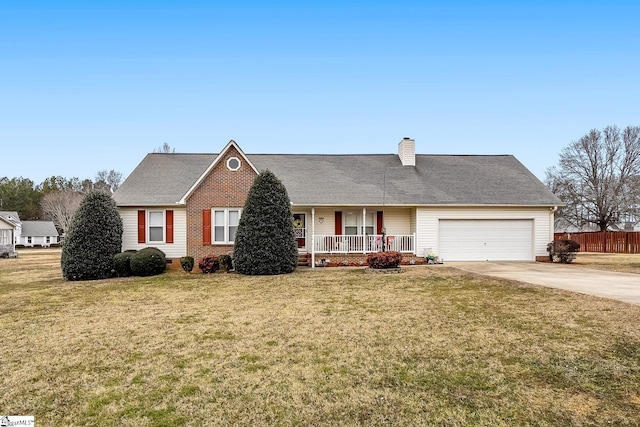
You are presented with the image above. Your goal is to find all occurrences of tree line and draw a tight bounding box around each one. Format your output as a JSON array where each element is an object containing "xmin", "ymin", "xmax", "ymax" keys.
[
  {"xmin": 546, "ymin": 125, "xmax": 640, "ymax": 232},
  {"xmin": 0, "ymin": 170, "xmax": 122, "ymax": 234}
]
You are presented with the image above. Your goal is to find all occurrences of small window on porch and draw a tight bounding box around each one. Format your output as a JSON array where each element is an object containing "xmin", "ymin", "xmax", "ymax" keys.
[
  {"xmin": 344, "ymin": 211, "xmax": 376, "ymax": 235},
  {"xmin": 345, "ymin": 212, "xmax": 358, "ymax": 235},
  {"xmin": 365, "ymin": 211, "xmax": 375, "ymax": 235}
]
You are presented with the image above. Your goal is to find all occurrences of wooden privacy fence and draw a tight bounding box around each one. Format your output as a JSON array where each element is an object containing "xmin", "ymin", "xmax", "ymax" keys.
[{"xmin": 554, "ymin": 232, "xmax": 640, "ymax": 254}]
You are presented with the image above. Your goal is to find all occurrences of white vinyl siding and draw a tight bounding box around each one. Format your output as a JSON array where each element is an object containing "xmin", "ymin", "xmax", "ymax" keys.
[
  {"xmin": 118, "ymin": 208, "xmax": 187, "ymax": 258},
  {"xmin": 416, "ymin": 207, "xmax": 553, "ymax": 260},
  {"xmin": 313, "ymin": 208, "xmax": 337, "ymax": 236},
  {"xmin": 382, "ymin": 208, "xmax": 412, "ymax": 235}
]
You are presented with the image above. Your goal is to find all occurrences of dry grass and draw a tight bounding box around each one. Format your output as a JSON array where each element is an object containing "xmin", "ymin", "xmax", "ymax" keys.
[
  {"xmin": 572, "ymin": 252, "xmax": 640, "ymax": 274},
  {"xmin": 1, "ymin": 249, "xmax": 639, "ymax": 426}
]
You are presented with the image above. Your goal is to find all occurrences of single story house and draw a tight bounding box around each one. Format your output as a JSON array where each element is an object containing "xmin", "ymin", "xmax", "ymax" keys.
[
  {"xmin": 20, "ymin": 221, "xmax": 59, "ymax": 247},
  {"xmin": 0, "ymin": 211, "xmax": 21, "ymax": 257},
  {"xmin": 113, "ymin": 138, "xmax": 562, "ymax": 266}
]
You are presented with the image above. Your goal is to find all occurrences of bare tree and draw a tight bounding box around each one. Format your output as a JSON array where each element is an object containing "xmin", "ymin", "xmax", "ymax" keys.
[
  {"xmin": 546, "ymin": 125, "xmax": 640, "ymax": 231},
  {"xmin": 95, "ymin": 170, "xmax": 123, "ymax": 194},
  {"xmin": 153, "ymin": 142, "xmax": 175, "ymax": 153},
  {"xmin": 41, "ymin": 189, "xmax": 83, "ymax": 234}
]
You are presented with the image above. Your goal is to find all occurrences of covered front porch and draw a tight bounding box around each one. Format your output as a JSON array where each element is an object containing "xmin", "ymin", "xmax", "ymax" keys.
[
  {"xmin": 313, "ymin": 234, "xmax": 415, "ymax": 254},
  {"xmin": 292, "ymin": 206, "xmax": 417, "ymax": 268}
]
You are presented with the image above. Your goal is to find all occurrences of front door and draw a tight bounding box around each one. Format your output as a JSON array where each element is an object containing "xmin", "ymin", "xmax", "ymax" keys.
[{"xmin": 293, "ymin": 213, "xmax": 306, "ymax": 249}]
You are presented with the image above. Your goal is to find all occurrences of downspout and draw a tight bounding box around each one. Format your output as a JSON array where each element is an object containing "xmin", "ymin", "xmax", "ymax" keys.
[
  {"xmin": 550, "ymin": 206, "xmax": 558, "ymax": 244},
  {"xmin": 311, "ymin": 208, "xmax": 315, "ymax": 269}
]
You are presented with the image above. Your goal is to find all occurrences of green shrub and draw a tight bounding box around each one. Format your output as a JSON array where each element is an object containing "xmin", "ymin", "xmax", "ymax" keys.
[
  {"xmin": 180, "ymin": 256, "xmax": 195, "ymax": 273},
  {"xmin": 547, "ymin": 240, "xmax": 580, "ymax": 263},
  {"xmin": 114, "ymin": 251, "xmax": 135, "ymax": 277},
  {"xmin": 233, "ymin": 170, "xmax": 298, "ymax": 275},
  {"xmin": 218, "ymin": 254, "xmax": 233, "ymax": 272},
  {"xmin": 367, "ymin": 251, "xmax": 403, "ymax": 269},
  {"xmin": 61, "ymin": 191, "xmax": 123, "ymax": 280},
  {"xmin": 198, "ymin": 255, "xmax": 219, "ymax": 274},
  {"xmin": 130, "ymin": 247, "xmax": 166, "ymax": 276}
]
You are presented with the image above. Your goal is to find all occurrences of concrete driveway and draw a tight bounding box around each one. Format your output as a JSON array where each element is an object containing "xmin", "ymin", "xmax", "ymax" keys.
[{"xmin": 452, "ymin": 262, "xmax": 640, "ymax": 306}]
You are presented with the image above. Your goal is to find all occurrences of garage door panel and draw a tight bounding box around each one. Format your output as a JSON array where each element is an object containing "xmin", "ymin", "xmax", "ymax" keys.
[{"xmin": 439, "ymin": 219, "xmax": 533, "ymax": 261}]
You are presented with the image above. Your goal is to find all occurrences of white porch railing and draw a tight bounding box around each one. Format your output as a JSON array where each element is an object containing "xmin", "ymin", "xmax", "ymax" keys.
[{"xmin": 313, "ymin": 234, "xmax": 415, "ymax": 254}]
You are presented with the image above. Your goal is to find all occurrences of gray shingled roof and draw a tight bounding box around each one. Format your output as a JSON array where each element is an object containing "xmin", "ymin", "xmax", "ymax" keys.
[
  {"xmin": 114, "ymin": 152, "xmax": 561, "ymax": 207},
  {"xmin": 21, "ymin": 221, "xmax": 59, "ymax": 237},
  {"xmin": 0, "ymin": 211, "xmax": 21, "ymax": 224}
]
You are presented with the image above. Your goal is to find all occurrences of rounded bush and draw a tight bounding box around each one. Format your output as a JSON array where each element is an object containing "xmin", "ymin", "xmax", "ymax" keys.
[
  {"xmin": 367, "ymin": 251, "xmax": 403, "ymax": 269},
  {"xmin": 547, "ymin": 240, "xmax": 580, "ymax": 263},
  {"xmin": 180, "ymin": 256, "xmax": 195, "ymax": 273},
  {"xmin": 114, "ymin": 251, "xmax": 136, "ymax": 277},
  {"xmin": 130, "ymin": 247, "xmax": 166, "ymax": 276},
  {"xmin": 218, "ymin": 254, "xmax": 233, "ymax": 272},
  {"xmin": 198, "ymin": 255, "xmax": 219, "ymax": 274},
  {"xmin": 61, "ymin": 191, "xmax": 123, "ymax": 281}
]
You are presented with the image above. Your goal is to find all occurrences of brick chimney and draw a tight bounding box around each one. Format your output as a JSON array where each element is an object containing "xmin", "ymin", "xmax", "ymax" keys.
[{"xmin": 398, "ymin": 137, "xmax": 415, "ymax": 166}]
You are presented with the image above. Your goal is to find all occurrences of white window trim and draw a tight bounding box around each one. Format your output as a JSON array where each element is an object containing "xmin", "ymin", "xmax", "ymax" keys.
[
  {"xmin": 212, "ymin": 208, "xmax": 242, "ymax": 244},
  {"xmin": 148, "ymin": 210, "xmax": 165, "ymax": 244}
]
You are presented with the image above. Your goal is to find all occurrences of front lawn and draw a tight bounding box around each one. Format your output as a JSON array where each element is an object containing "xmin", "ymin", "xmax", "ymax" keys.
[
  {"xmin": 1, "ymin": 250, "xmax": 639, "ymax": 426},
  {"xmin": 573, "ymin": 252, "xmax": 640, "ymax": 274}
]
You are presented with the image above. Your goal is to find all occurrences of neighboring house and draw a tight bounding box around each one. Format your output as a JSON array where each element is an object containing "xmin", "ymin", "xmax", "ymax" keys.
[
  {"xmin": 0, "ymin": 216, "xmax": 17, "ymax": 257},
  {"xmin": 113, "ymin": 138, "xmax": 562, "ymax": 266},
  {"xmin": 20, "ymin": 221, "xmax": 59, "ymax": 247},
  {"xmin": 0, "ymin": 211, "xmax": 21, "ymax": 257}
]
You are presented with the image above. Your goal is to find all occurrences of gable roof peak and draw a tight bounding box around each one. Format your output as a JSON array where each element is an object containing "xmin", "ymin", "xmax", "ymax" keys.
[{"xmin": 178, "ymin": 139, "xmax": 259, "ymax": 204}]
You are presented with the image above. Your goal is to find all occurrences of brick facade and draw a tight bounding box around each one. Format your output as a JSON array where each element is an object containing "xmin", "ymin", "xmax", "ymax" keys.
[
  {"xmin": 185, "ymin": 145, "xmax": 258, "ymax": 262},
  {"xmin": 314, "ymin": 253, "xmax": 427, "ymax": 267}
]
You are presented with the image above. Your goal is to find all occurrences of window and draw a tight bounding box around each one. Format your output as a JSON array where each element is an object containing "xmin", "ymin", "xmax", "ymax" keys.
[
  {"xmin": 345, "ymin": 212, "xmax": 358, "ymax": 235},
  {"xmin": 138, "ymin": 209, "xmax": 173, "ymax": 244},
  {"xmin": 344, "ymin": 211, "xmax": 377, "ymax": 235},
  {"xmin": 148, "ymin": 211, "xmax": 164, "ymax": 242},
  {"xmin": 0, "ymin": 229, "xmax": 10, "ymax": 245},
  {"xmin": 226, "ymin": 157, "xmax": 241, "ymax": 171},
  {"xmin": 27, "ymin": 236, "xmax": 32, "ymax": 244},
  {"xmin": 213, "ymin": 208, "xmax": 242, "ymax": 243},
  {"xmin": 365, "ymin": 212, "xmax": 375, "ymax": 235}
]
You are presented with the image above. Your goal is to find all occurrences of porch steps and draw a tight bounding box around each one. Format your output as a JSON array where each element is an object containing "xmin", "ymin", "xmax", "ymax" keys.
[{"xmin": 297, "ymin": 253, "xmax": 311, "ymax": 267}]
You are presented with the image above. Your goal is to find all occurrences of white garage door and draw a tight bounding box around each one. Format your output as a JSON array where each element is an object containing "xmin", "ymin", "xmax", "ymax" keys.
[{"xmin": 439, "ymin": 219, "xmax": 533, "ymax": 261}]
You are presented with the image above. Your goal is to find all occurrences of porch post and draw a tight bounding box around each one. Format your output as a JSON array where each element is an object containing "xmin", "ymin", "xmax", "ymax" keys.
[
  {"xmin": 362, "ymin": 207, "xmax": 367, "ymax": 254},
  {"xmin": 311, "ymin": 207, "xmax": 315, "ymax": 269}
]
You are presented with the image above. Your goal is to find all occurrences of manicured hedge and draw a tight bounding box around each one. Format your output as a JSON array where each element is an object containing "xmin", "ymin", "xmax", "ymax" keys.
[
  {"xmin": 199, "ymin": 255, "xmax": 219, "ymax": 273},
  {"xmin": 180, "ymin": 256, "xmax": 195, "ymax": 273},
  {"xmin": 130, "ymin": 247, "xmax": 166, "ymax": 276},
  {"xmin": 367, "ymin": 251, "xmax": 403, "ymax": 269}
]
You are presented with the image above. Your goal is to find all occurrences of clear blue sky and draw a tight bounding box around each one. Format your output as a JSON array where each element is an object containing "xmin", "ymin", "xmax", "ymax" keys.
[{"xmin": 2, "ymin": 0, "xmax": 639, "ymax": 184}]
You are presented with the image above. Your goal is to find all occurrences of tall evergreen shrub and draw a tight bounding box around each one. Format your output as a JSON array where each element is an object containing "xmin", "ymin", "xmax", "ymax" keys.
[
  {"xmin": 233, "ymin": 170, "xmax": 298, "ymax": 275},
  {"xmin": 61, "ymin": 191, "xmax": 123, "ymax": 280}
]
